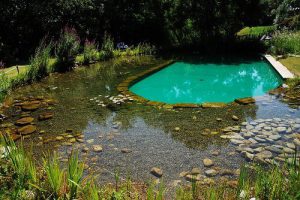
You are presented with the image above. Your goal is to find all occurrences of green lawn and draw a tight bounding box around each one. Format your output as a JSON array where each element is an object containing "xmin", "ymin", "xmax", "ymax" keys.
[
  {"xmin": 279, "ymin": 56, "xmax": 300, "ymax": 77},
  {"xmin": 0, "ymin": 58, "xmax": 58, "ymax": 79}
]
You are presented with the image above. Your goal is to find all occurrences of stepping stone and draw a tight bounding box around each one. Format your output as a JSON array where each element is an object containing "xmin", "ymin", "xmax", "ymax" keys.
[
  {"xmin": 15, "ymin": 117, "xmax": 34, "ymax": 126},
  {"xmin": 151, "ymin": 167, "xmax": 163, "ymax": 177},
  {"xmin": 92, "ymin": 145, "xmax": 103, "ymax": 152},
  {"xmin": 203, "ymin": 158, "xmax": 214, "ymax": 167},
  {"xmin": 17, "ymin": 125, "xmax": 37, "ymax": 135}
]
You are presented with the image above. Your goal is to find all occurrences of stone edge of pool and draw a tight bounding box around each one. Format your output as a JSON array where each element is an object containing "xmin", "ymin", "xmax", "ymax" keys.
[
  {"xmin": 263, "ymin": 54, "xmax": 295, "ymax": 79},
  {"xmin": 116, "ymin": 60, "xmax": 262, "ymax": 109}
]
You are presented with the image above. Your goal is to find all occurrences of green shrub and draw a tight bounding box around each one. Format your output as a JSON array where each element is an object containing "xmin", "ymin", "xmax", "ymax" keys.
[
  {"xmin": 271, "ymin": 31, "xmax": 300, "ymax": 55},
  {"xmin": 27, "ymin": 39, "xmax": 52, "ymax": 82},
  {"xmin": 237, "ymin": 26, "xmax": 275, "ymax": 38},
  {"xmin": 83, "ymin": 39, "xmax": 98, "ymax": 64},
  {"xmin": 55, "ymin": 27, "xmax": 80, "ymax": 71},
  {"xmin": 101, "ymin": 33, "xmax": 114, "ymax": 60}
]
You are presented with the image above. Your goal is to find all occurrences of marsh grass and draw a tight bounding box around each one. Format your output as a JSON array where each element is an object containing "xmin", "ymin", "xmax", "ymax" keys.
[
  {"xmin": 83, "ymin": 39, "xmax": 98, "ymax": 65},
  {"xmin": 1, "ymin": 135, "xmax": 300, "ymax": 199},
  {"xmin": 55, "ymin": 27, "xmax": 80, "ymax": 72},
  {"xmin": 27, "ymin": 38, "xmax": 52, "ymax": 82},
  {"xmin": 271, "ymin": 31, "xmax": 300, "ymax": 55},
  {"xmin": 43, "ymin": 152, "xmax": 65, "ymax": 199},
  {"xmin": 67, "ymin": 151, "xmax": 84, "ymax": 199}
]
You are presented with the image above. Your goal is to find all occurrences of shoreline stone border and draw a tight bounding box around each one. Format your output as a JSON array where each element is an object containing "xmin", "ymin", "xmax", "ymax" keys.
[{"xmin": 116, "ymin": 60, "xmax": 280, "ymax": 109}]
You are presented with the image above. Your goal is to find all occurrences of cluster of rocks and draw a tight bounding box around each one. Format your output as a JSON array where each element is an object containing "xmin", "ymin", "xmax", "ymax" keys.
[
  {"xmin": 221, "ymin": 118, "xmax": 300, "ymax": 164},
  {"xmin": 89, "ymin": 94, "xmax": 133, "ymax": 108},
  {"xmin": 151, "ymin": 158, "xmax": 239, "ymax": 187},
  {"xmin": 0, "ymin": 97, "xmax": 56, "ymax": 141}
]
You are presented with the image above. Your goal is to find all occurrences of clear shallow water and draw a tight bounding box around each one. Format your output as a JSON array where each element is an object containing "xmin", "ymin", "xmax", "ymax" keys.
[
  {"xmin": 1, "ymin": 56, "xmax": 299, "ymax": 187},
  {"xmin": 130, "ymin": 58, "xmax": 283, "ymax": 103}
]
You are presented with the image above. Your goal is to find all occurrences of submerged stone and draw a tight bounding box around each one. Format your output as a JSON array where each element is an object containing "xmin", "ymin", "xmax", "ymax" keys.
[
  {"xmin": 203, "ymin": 158, "xmax": 214, "ymax": 167},
  {"xmin": 151, "ymin": 167, "xmax": 163, "ymax": 177},
  {"xmin": 15, "ymin": 117, "xmax": 34, "ymax": 126},
  {"xmin": 38, "ymin": 112, "xmax": 54, "ymax": 121},
  {"xmin": 18, "ymin": 125, "xmax": 37, "ymax": 135}
]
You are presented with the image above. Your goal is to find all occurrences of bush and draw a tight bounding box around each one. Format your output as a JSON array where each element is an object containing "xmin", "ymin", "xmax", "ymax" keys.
[
  {"xmin": 236, "ymin": 26, "xmax": 275, "ymax": 39},
  {"xmin": 55, "ymin": 27, "xmax": 80, "ymax": 72},
  {"xmin": 83, "ymin": 39, "xmax": 98, "ymax": 65},
  {"xmin": 27, "ymin": 39, "xmax": 52, "ymax": 82},
  {"xmin": 270, "ymin": 31, "xmax": 300, "ymax": 55},
  {"xmin": 101, "ymin": 33, "xmax": 114, "ymax": 60}
]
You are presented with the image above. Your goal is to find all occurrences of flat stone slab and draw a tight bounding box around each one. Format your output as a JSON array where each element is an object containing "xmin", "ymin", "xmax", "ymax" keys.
[
  {"xmin": 235, "ymin": 97, "xmax": 255, "ymax": 105},
  {"xmin": 264, "ymin": 55, "xmax": 294, "ymax": 79},
  {"xmin": 202, "ymin": 102, "xmax": 226, "ymax": 108}
]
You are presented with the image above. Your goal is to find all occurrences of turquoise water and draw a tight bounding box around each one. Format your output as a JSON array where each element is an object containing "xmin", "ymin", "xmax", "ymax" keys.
[{"xmin": 130, "ymin": 58, "xmax": 283, "ymax": 103}]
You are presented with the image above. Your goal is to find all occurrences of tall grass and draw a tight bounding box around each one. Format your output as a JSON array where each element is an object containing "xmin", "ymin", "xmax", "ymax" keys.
[
  {"xmin": 101, "ymin": 33, "xmax": 114, "ymax": 60},
  {"xmin": 83, "ymin": 39, "xmax": 98, "ymax": 65},
  {"xmin": 43, "ymin": 152, "xmax": 65, "ymax": 199},
  {"xmin": 3, "ymin": 133, "xmax": 300, "ymax": 199},
  {"xmin": 0, "ymin": 73, "xmax": 10, "ymax": 101},
  {"xmin": 27, "ymin": 39, "xmax": 52, "ymax": 82},
  {"xmin": 271, "ymin": 31, "xmax": 300, "ymax": 55},
  {"xmin": 67, "ymin": 151, "xmax": 84, "ymax": 199},
  {"xmin": 55, "ymin": 27, "xmax": 80, "ymax": 72}
]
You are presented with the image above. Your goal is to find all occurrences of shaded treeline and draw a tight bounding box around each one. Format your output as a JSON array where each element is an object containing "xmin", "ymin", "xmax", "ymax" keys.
[{"xmin": 0, "ymin": 0, "xmax": 299, "ymax": 64}]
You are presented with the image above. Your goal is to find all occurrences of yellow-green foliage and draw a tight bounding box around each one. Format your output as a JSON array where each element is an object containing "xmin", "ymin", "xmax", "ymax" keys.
[{"xmin": 237, "ymin": 26, "xmax": 275, "ymax": 38}]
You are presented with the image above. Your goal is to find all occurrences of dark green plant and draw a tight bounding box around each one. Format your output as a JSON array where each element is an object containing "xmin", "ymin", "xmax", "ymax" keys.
[{"xmin": 55, "ymin": 27, "xmax": 80, "ymax": 72}]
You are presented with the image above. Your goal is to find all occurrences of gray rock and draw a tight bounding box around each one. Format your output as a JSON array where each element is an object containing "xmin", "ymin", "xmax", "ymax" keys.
[
  {"xmin": 293, "ymin": 139, "xmax": 300, "ymax": 146},
  {"xmin": 283, "ymin": 147, "xmax": 295, "ymax": 154},
  {"xmin": 256, "ymin": 150, "xmax": 273, "ymax": 159},
  {"xmin": 205, "ymin": 169, "xmax": 218, "ymax": 177},
  {"xmin": 287, "ymin": 143, "xmax": 296, "ymax": 149},
  {"xmin": 277, "ymin": 127, "xmax": 287, "ymax": 133},
  {"xmin": 269, "ymin": 135, "xmax": 281, "ymax": 141},
  {"xmin": 254, "ymin": 136, "xmax": 266, "ymax": 142},
  {"xmin": 265, "ymin": 146, "xmax": 283, "ymax": 154},
  {"xmin": 191, "ymin": 168, "xmax": 201, "ymax": 175},
  {"xmin": 249, "ymin": 138, "xmax": 258, "ymax": 144},
  {"xmin": 92, "ymin": 145, "xmax": 103, "ymax": 152}
]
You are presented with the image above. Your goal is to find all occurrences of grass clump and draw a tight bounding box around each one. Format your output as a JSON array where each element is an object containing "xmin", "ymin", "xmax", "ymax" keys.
[
  {"xmin": 55, "ymin": 27, "xmax": 80, "ymax": 72},
  {"xmin": 83, "ymin": 39, "xmax": 98, "ymax": 65},
  {"xmin": 101, "ymin": 33, "xmax": 114, "ymax": 60},
  {"xmin": 271, "ymin": 31, "xmax": 300, "ymax": 55},
  {"xmin": 27, "ymin": 39, "xmax": 52, "ymax": 82}
]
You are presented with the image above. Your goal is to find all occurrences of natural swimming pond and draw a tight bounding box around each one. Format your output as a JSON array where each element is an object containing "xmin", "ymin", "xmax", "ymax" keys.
[
  {"xmin": 1, "ymin": 56, "xmax": 299, "ymax": 188},
  {"xmin": 130, "ymin": 58, "xmax": 283, "ymax": 104}
]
